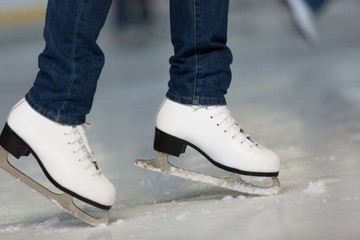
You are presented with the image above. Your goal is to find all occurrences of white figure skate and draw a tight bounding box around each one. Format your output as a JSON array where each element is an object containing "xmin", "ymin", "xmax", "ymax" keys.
[
  {"xmin": 135, "ymin": 99, "xmax": 281, "ymax": 196},
  {"xmin": 0, "ymin": 99, "xmax": 116, "ymax": 226}
]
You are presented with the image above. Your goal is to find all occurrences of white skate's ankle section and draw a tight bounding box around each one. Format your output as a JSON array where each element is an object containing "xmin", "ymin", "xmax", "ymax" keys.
[
  {"xmin": 155, "ymin": 98, "xmax": 280, "ymax": 176},
  {"xmin": 6, "ymin": 99, "xmax": 116, "ymax": 208}
]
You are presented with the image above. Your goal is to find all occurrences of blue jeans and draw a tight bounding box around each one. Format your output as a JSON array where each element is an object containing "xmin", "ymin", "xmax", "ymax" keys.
[
  {"xmin": 304, "ymin": 0, "xmax": 330, "ymax": 13},
  {"xmin": 25, "ymin": 0, "xmax": 232, "ymax": 125}
]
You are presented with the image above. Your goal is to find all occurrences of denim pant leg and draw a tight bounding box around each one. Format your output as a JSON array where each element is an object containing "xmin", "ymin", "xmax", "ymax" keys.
[
  {"xmin": 26, "ymin": 0, "xmax": 112, "ymax": 125},
  {"xmin": 304, "ymin": 0, "xmax": 330, "ymax": 13},
  {"xmin": 167, "ymin": 0, "xmax": 233, "ymax": 106}
]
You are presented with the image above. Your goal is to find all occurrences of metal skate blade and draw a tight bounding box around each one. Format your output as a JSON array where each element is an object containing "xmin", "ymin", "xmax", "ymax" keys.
[
  {"xmin": 0, "ymin": 147, "xmax": 109, "ymax": 227},
  {"xmin": 134, "ymin": 153, "xmax": 281, "ymax": 196},
  {"xmin": 239, "ymin": 175, "xmax": 280, "ymax": 189}
]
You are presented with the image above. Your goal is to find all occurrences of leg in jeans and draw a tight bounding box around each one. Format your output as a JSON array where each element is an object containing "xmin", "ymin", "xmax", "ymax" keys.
[
  {"xmin": 155, "ymin": 0, "xmax": 280, "ymax": 176},
  {"xmin": 1, "ymin": 0, "xmax": 116, "ymax": 215},
  {"xmin": 167, "ymin": 0, "xmax": 233, "ymax": 106},
  {"xmin": 26, "ymin": 0, "xmax": 112, "ymax": 126}
]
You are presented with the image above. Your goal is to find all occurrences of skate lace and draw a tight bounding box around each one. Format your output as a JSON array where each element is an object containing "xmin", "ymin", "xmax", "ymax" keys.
[
  {"xmin": 206, "ymin": 106, "xmax": 258, "ymax": 147},
  {"xmin": 65, "ymin": 122, "xmax": 102, "ymax": 176}
]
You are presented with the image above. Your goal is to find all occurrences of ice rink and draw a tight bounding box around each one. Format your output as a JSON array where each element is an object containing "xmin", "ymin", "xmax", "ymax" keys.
[{"xmin": 0, "ymin": 1, "xmax": 360, "ymax": 239}]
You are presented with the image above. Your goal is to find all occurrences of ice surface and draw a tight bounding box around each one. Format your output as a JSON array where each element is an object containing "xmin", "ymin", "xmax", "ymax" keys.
[
  {"xmin": 302, "ymin": 181, "xmax": 327, "ymax": 196},
  {"xmin": 1, "ymin": 1, "xmax": 360, "ymax": 240}
]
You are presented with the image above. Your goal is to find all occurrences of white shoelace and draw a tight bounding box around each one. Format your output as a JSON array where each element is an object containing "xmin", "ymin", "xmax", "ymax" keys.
[
  {"xmin": 206, "ymin": 106, "xmax": 258, "ymax": 147},
  {"xmin": 65, "ymin": 123, "xmax": 102, "ymax": 176}
]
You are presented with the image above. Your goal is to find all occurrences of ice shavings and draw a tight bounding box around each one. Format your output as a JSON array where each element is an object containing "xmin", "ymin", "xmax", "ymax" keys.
[
  {"xmin": 302, "ymin": 181, "xmax": 329, "ymax": 203},
  {"xmin": 175, "ymin": 212, "xmax": 190, "ymax": 221},
  {"xmin": 0, "ymin": 216, "xmax": 63, "ymax": 233},
  {"xmin": 303, "ymin": 181, "xmax": 327, "ymax": 196},
  {"xmin": 315, "ymin": 156, "xmax": 337, "ymax": 162},
  {"xmin": 35, "ymin": 216, "xmax": 61, "ymax": 229},
  {"xmin": 236, "ymin": 195, "xmax": 246, "ymax": 200},
  {"xmin": 113, "ymin": 219, "xmax": 125, "ymax": 225},
  {"xmin": 0, "ymin": 225, "xmax": 22, "ymax": 233},
  {"xmin": 222, "ymin": 195, "xmax": 234, "ymax": 201}
]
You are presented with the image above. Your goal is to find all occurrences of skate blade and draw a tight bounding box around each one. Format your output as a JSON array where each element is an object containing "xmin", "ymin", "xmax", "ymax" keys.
[
  {"xmin": 134, "ymin": 153, "xmax": 281, "ymax": 196},
  {"xmin": 0, "ymin": 147, "xmax": 109, "ymax": 227}
]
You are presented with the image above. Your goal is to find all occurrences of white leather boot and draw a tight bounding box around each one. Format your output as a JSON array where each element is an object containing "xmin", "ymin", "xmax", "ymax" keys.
[
  {"xmin": 154, "ymin": 99, "xmax": 280, "ymax": 177},
  {"xmin": 1, "ymin": 99, "xmax": 116, "ymax": 209}
]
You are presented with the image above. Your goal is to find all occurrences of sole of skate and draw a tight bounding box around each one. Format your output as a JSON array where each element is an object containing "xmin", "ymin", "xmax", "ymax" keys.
[
  {"xmin": 134, "ymin": 152, "xmax": 281, "ymax": 196},
  {"xmin": 0, "ymin": 147, "xmax": 110, "ymax": 227}
]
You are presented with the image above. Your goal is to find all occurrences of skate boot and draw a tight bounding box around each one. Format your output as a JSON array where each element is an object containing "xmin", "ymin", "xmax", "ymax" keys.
[
  {"xmin": 135, "ymin": 99, "xmax": 280, "ymax": 195},
  {"xmin": 0, "ymin": 99, "xmax": 116, "ymax": 226}
]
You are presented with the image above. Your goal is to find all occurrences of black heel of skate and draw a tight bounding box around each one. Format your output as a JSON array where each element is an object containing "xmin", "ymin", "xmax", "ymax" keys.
[
  {"xmin": 0, "ymin": 123, "xmax": 31, "ymax": 159},
  {"xmin": 153, "ymin": 128, "xmax": 187, "ymax": 157}
]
